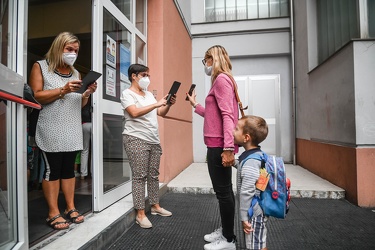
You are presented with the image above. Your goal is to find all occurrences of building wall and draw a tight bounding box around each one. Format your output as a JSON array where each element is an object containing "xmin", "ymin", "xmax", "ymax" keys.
[
  {"xmin": 147, "ymin": 0, "xmax": 193, "ymax": 183},
  {"xmin": 294, "ymin": 0, "xmax": 375, "ymax": 207},
  {"xmin": 354, "ymin": 41, "xmax": 375, "ymax": 145}
]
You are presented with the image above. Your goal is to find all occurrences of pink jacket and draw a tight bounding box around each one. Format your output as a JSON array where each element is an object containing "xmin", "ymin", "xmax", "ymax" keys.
[{"xmin": 195, "ymin": 73, "xmax": 239, "ymax": 152}]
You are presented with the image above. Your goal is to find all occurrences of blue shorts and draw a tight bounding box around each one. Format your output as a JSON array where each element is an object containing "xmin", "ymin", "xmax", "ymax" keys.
[{"xmin": 245, "ymin": 214, "xmax": 268, "ymax": 250}]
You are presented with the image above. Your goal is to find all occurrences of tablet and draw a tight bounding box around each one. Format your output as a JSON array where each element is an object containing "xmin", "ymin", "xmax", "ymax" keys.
[
  {"xmin": 166, "ymin": 81, "xmax": 181, "ymax": 104},
  {"xmin": 77, "ymin": 70, "xmax": 102, "ymax": 94}
]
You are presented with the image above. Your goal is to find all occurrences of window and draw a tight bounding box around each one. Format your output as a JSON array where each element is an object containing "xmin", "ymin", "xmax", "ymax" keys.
[
  {"xmin": 317, "ymin": 0, "xmax": 359, "ymax": 63},
  {"xmin": 205, "ymin": 0, "xmax": 289, "ymax": 22}
]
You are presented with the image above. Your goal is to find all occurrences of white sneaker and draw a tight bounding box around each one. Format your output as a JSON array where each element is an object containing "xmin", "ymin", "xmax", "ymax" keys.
[
  {"xmin": 204, "ymin": 235, "xmax": 236, "ymax": 250},
  {"xmin": 204, "ymin": 227, "xmax": 223, "ymax": 242}
]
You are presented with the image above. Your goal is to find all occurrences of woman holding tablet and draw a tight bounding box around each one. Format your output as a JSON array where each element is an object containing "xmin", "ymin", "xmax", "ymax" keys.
[{"xmin": 120, "ymin": 63, "xmax": 176, "ymax": 229}]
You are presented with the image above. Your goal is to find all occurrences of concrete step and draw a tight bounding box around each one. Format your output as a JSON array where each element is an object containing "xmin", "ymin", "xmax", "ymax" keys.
[{"xmin": 167, "ymin": 163, "xmax": 345, "ymax": 199}]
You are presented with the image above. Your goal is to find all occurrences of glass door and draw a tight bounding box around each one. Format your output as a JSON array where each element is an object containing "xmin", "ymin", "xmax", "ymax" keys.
[
  {"xmin": 0, "ymin": 0, "xmax": 28, "ymax": 249},
  {"xmin": 92, "ymin": 0, "xmax": 147, "ymax": 211}
]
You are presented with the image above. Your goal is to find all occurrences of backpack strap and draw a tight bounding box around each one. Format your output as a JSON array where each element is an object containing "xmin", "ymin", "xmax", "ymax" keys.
[
  {"xmin": 247, "ymin": 196, "xmax": 260, "ymax": 218},
  {"xmin": 240, "ymin": 151, "xmax": 267, "ymax": 170},
  {"xmin": 241, "ymin": 151, "xmax": 268, "ymax": 218},
  {"xmin": 225, "ymin": 73, "xmax": 248, "ymax": 118}
]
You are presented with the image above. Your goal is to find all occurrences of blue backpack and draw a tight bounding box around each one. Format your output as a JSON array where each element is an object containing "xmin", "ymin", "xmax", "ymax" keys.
[{"xmin": 241, "ymin": 151, "xmax": 291, "ymax": 219}]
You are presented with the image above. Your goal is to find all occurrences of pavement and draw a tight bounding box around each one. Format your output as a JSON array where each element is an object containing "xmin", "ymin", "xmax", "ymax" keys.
[{"xmin": 31, "ymin": 163, "xmax": 375, "ymax": 250}]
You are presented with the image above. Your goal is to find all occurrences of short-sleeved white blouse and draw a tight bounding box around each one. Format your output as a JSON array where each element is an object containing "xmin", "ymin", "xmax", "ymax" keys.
[{"xmin": 120, "ymin": 88, "xmax": 160, "ymax": 144}]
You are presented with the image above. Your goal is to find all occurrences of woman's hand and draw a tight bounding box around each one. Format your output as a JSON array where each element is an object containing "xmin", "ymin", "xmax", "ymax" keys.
[
  {"xmin": 62, "ymin": 79, "xmax": 83, "ymax": 93},
  {"xmin": 83, "ymin": 82, "xmax": 98, "ymax": 97},
  {"xmin": 186, "ymin": 89, "xmax": 197, "ymax": 107},
  {"xmin": 157, "ymin": 94, "xmax": 176, "ymax": 117},
  {"xmin": 155, "ymin": 94, "xmax": 168, "ymax": 107},
  {"xmin": 221, "ymin": 150, "xmax": 235, "ymax": 167},
  {"xmin": 168, "ymin": 94, "xmax": 177, "ymax": 105}
]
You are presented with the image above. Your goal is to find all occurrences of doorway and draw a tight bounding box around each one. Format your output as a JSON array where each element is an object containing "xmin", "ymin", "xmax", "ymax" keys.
[
  {"xmin": 235, "ymin": 74, "xmax": 281, "ymax": 156},
  {"xmin": 27, "ymin": 0, "xmax": 93, "ymax": 245}
]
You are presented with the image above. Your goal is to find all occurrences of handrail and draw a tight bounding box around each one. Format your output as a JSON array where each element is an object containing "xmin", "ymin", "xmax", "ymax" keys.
[{"xmin": 0, "ymin": 90, "xmax": 42, "ymax": 109}]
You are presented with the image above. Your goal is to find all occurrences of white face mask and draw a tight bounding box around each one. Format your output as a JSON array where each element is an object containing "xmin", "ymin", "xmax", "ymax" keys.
[
  {"xmin": 204, "ymin": 65, "xmax": 212, "ymax": 76},
  {"xmin": 138, "ymin": 76, "xmax": 150, "ymax": 90},
  {"xmin": 62, "ymin": 52, "xmax": 77, "ymax": 66}
]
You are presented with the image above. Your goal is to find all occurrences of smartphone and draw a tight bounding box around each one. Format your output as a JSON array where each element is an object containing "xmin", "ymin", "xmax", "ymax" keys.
[
  {"xmin": 185, "ymin": 84, "xmax": 196, "ymax": 101},
  {"xmin": 166, "ymin": 81, "xmax": 181, "ymax": 104}
]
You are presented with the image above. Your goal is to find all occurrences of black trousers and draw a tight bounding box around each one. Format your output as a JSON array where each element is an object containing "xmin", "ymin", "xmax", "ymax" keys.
[{"xmin": 207, "ymin": 147, "xmax": 235, "ymax": 242}]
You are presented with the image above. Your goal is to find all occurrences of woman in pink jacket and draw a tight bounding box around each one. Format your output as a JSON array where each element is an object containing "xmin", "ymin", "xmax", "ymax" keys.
[{"xmin": 187, "ymin": 45, "xmax": 239, "ymax": 250}]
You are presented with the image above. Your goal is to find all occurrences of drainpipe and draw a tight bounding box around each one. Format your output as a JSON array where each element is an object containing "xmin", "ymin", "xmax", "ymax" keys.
[{"xmin": 290, "ymin": 0, "xmax": 296, "ymax": 165}]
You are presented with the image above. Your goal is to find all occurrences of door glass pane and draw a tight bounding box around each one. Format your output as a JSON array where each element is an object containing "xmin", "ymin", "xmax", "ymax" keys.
[
  {"xmin": 135, "ymin": 35, "xmax": 145, "ymax": 64},
  {"xmin": 0, "ymin": 101, "xmax": 15, "ymax": 249},
  {"xmin": 135, "ymin": 0, "xmax": 145, "ymax": 34},
  {"xmin": 0, "ymin": 0, "xmax": 9, "ymax": 67},
  {"xmin": 102, "ymin": 9, "xmax": 132, "ymax": 193},
  {"xmin": 110, "ymin": 0, "xmax": 131, "ymax": 21},
  {"xmin": 103, "ymin": 114, "xmax": 130, "ymax": 193},
  {"xmin": 103, "ymin": 8, "xmax": 132, "ymax": 102}
]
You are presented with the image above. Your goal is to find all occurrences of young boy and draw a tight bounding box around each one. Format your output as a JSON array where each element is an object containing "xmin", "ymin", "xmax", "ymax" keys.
[{"xmin": 233, "ymin": 115, "xmax": 269, "ymax": 250}]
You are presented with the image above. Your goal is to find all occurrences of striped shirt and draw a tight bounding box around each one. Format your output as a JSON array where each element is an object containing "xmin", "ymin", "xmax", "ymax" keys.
[{"xmin": 237, "ymin": 148, "xmax": 264, "ymax": 221}]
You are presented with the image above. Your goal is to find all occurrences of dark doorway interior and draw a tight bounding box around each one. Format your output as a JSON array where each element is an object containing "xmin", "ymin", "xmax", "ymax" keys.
[{"xmin": 27, "ymin": 0, "xmax": 93, "ymax": 246}]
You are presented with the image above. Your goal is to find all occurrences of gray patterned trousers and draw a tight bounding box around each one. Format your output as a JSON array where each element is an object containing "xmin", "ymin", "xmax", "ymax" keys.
[{"xmin": 123, "ymin": 134, "xmax": 162, "ymax": 210}]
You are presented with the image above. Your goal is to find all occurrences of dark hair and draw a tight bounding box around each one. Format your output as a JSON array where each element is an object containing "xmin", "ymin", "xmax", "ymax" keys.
[{"xmin": 128, "ymin": 64, "xmax": 149, "ymax": 82}]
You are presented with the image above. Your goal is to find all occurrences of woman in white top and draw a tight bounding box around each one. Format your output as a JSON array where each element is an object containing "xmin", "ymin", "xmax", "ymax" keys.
[
  {"xmin": 29, "ymin": 32, "xmax": 97, "ymax": 230},
  {"xmin": 120, "ymin": 64, "xmax": 175, "ymax": 229}
]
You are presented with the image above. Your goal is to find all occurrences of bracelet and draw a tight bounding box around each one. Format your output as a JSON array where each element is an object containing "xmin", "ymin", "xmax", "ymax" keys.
[
  {"xmin": 59, "ymin": 88, "xmax": 65, "ymax": 99},
  {"xmin": 223, "ymin": 147, "xmax": 234, "ymax": 151},
  {"xmin": 193, "ymin": 103, "xmax": 199, "ymax": 108}
]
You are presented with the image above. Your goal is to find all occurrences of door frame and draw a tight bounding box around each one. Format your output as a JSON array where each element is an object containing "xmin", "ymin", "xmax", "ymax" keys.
[{"xmin": 91, "ymin": 0, "xmax": 147, "ymax": 211}]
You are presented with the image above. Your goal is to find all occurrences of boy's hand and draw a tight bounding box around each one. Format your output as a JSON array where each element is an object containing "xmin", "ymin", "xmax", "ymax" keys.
[{"xmin": 242, "ymin": 221, "xmax": 254, "ymax": 234}]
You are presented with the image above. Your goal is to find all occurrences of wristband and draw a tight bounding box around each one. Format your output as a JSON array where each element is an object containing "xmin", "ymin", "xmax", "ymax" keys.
[{"xmin": 223, "ymin": 147, "xmax": 234, "ymax": 151}]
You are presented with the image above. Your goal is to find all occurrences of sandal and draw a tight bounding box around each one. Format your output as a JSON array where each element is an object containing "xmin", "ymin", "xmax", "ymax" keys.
[
  {"xmin": 46, "ymin": 214, "xmax": 70, "ymax": 230},
  {"xmin": 64, "ymin": 208, "xmax": 84, "ymax": 224}
]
